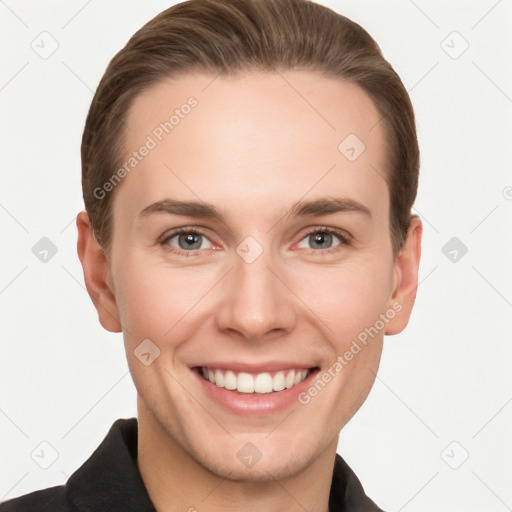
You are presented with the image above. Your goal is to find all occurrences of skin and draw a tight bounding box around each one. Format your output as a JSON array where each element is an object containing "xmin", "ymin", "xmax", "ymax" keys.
[{"xmin": 77, "ymin": 70, "xmax": 422, "ymax": 512}]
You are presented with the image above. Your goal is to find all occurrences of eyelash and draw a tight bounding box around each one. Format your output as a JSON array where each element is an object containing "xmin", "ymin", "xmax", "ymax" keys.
[
  {"xmin": 300, "ymin": 226, "xmax": 351, "ymax": 254},
  {"xmin": 159, "ymin": 226, "xmax": 351, "ymax": 257},
  {"xmin": 159, "ymin": 228, "xmax": 214, "ymax": 257}
]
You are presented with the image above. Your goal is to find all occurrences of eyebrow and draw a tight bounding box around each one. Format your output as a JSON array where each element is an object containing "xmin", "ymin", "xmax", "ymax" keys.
[
  {"xmin": 138, "ymin": 196, "xmax": 371, "ymax": 223},
  {"xmin": 288, "ymin": 197, "xmax": 371, "ymax": 218}
]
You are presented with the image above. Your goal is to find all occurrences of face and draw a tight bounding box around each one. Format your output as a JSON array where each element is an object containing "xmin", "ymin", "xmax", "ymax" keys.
[{"xmin": 80, "ymin": 70, "xmax": 420, "ymax": 481}]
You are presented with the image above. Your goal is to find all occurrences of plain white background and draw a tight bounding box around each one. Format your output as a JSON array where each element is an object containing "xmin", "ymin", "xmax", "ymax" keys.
[{"xmin": 1, "ymin": 1, "xmax": 511, "ymax": 510}]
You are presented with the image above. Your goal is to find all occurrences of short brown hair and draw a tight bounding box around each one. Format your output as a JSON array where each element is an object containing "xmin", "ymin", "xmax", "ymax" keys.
[{"xmin": 81, "ymin": 0, "xmax": 419, "ymax": 255}]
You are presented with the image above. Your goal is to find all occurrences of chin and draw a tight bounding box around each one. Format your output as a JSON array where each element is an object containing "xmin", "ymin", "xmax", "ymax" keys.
[
  {"xmin": 186, "ymin": 431, "xmax": 325, "ymax": 483},
  {"xmin": 203, "ymin": 450, "xmax": 313, "ymax": 483}
]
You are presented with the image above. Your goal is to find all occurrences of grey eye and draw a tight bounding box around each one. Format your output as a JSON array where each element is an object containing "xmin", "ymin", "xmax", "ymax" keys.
[
  {"xmin": 297, "ymin": 231, "xmax": 342, "ymax": 250},
  {"xmin": 167, "ymin": 232, "xmax": 213, "ymax": 251}
]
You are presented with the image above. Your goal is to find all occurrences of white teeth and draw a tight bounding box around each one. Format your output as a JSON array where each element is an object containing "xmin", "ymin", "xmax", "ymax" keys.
[
  {"xmin": 285, "ymin": 370, "xmax": 295, "ymax": 389},
  {"xmin": 200, "ymin": 367, "xmax": 309, "ymax": 393},
  {"xmin": 273, "ymin": 371, "xmax": 285, "ymax": 391},
  {"xmin": 224, "ymin": 370, "xmax": 237, "ymax": 390},
  {"xmin": 254, "ymin": 373, "xmax": 273, "ymax": 394},
  {"xmin": 237, "ymin": 372, "xmax": 254, "ymax": 393},
  {"xmin": 214, "ymin": 369, "xmax": 224, "ymax": 388}
]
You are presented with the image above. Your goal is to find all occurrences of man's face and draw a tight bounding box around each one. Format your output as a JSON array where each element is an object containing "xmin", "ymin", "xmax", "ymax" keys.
[{"xmin": 107, "ymin": 71, "xmax": 402, "ymax": 479}]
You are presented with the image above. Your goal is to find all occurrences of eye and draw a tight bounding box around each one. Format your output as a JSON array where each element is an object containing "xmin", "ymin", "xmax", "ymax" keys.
[
  {"xmin": 296, "ymin": 228, "xmax": 348, "ymax": 252},
  {"xmin": 161, "ymin": 228, "xmax": 214, "ymax": 254}
]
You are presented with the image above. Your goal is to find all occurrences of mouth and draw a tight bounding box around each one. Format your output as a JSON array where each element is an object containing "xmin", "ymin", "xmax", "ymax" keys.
[
  {"xmin": 194, "ymin": 366, "xmax": 318, "ymax": 394},
  {"xmin": 191, "ymin": 363, "xmax": 321, "ymax": 415}
]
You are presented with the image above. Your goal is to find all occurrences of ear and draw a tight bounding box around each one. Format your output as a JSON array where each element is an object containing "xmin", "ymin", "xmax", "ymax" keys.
[
  {"xmin": 385, "ymin": 215, "xmax": 422, "ymax": 335},
  {"xmin": 76, "ymin": 211, "xmax": 122, "ymax": 333}
]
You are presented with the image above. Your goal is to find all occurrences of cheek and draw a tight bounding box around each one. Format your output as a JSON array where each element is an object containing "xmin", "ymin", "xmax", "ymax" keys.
[
  {"xmin": 291, "ymin": 257, "xmax": 394, "ymax": 345},
  {"xmin": 112, "ymin": 254, "xmax": 213, "ymax": 344}
]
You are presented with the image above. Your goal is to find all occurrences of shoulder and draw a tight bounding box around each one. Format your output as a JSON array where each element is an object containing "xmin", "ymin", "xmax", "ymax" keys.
[
  {"xmin": 330, "ymin": 453, "xmax": 386, "ymax": 512},
  {"xmin": 0, "ymin": 485, "xmax": 71, "ymax": 512},
  {"xmin": 0, "ymin": 418, "xmax": 146, "ymax": 512}
]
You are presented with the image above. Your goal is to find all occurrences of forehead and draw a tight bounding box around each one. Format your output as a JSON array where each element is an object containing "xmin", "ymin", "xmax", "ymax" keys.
[{"xmin": 115, "ymin": 70, "xmax": 388, "ymax": 225}]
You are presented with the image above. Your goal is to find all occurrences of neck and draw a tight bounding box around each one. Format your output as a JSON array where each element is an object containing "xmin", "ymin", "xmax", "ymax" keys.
[{"xmin": 136, "ymin": 398, "xmax": 336, "ymax": 512}]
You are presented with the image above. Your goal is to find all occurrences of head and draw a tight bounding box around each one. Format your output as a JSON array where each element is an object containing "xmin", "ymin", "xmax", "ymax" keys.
[{"xmin": 77, "ymin": 0, "xmax": 421, "ymax": 481}]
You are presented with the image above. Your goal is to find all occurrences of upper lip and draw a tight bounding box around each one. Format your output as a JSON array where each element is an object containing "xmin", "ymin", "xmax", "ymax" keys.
[{"xmin": 192, "ymin": 362, "xmax": 317, "ymax": 373}]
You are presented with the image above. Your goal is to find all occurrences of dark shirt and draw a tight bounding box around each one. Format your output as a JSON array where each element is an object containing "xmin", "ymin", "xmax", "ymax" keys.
[{"xmin": 0, "ymin": 418, "xmax": 384, "ymax": 511}]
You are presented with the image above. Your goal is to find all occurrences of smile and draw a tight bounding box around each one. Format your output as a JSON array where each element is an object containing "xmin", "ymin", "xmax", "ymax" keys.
[{"xmin": 198, "ymin": 367, "xmax": 310, "ymax": 394}]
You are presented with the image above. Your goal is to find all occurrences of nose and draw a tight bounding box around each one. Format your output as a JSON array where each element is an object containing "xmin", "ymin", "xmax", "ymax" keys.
[{"xmin": 214, "ymin": 245, "xmax": 297, "ymax": 342}]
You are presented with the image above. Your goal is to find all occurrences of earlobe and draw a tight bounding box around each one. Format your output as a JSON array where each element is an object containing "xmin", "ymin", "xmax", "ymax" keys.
[
  {"xmin": 385, "ymin": 216, "xmax": 422, "ymax": 336},
  {"xmin": 76, "ymin": 211, "xmax": 122, "ymax": 333}
]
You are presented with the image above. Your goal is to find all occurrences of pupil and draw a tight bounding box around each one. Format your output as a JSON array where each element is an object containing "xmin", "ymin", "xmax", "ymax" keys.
[
  {"xmin": 179, "ymin": 233, "xmax": 201, "ymax": 249},
  {"xmin": 312, "ymin": 232, "xmax": 331, "ymax": 249}
]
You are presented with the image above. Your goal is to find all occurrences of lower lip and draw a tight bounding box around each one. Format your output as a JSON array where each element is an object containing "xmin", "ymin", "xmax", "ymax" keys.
[{"xmin": 192, "ymin": 368, "xmax": 319, "ymax": 416}]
